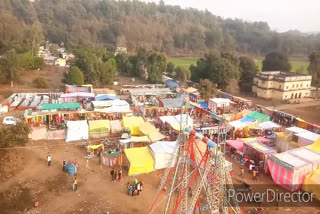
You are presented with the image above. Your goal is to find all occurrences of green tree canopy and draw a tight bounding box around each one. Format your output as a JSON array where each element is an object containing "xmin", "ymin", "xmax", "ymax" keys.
[
  {"xmin": 147, "ymin": 53, "xmax": 167, "ymax": 83},
  {"xmin": 198, "ymin": 79, "xmax": 217, "ymax": 103},
  {"xmin": 190, "ymin": 53, "xmax": 239, "ymax": 89},
  {"xmin": 238, "ymin": 56, "xmax": 259, "ymax": 92},
  {"xmin": 166, "ymin": 62, "xmax": 175, "ymax": 76},
  {"xmin": 0, "ymin": 121, "xmax": 31, "ymax": 148},
  {"xmin": 308, "ymin": 51, "xmax": 320, "ymax": 88},
  {"xmin": 65, "ymin": 66, "xmax": 84, "ymax": 85},
  {"xmin": 262, "ymin": 51, "xmax": 291, "ymax": 72},
  {"xmin": 174, "ymin": 66, "xmax": 190, "ymax": 84},
  {"xmin": 100, "ymin": 58, "xmax": 117, "ymax": 85}
]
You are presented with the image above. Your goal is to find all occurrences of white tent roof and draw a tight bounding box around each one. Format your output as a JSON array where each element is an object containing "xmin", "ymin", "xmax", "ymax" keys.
[
  {"xmin": 270, "ymin": 147, "xmax": 320, "ymax": 169},
  {"xmin": 295, "ymin": 131, "xmax": 320, "ymax": 142},
  {"xmin": 258, "ymin": 121, "xmax": 281, "ymax": 129},
  {"xmin": 285, "ymin": 126, "xmax": 307, "ymax": 134},
  {"xmin": 229, "ymin": 120, "xmax": 248, "ymax": 129},
  {"xmin": 149, "ymin": 141, "xmax": 178, "ymax": 154},
  {"xmin": 210, "ymin": 98, "xmax": 234, "ymax": 104}
]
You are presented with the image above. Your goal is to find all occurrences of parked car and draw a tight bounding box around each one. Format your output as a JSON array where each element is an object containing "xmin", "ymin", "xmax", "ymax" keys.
[{"xmin": 3, "ymin": 116, "xmax": 19, "ymax": 126}]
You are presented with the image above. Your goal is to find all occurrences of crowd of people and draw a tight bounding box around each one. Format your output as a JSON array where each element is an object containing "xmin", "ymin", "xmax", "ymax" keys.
[{"xmin": 127, "ymin": 179, "xmax": 143, "ymax": 196}]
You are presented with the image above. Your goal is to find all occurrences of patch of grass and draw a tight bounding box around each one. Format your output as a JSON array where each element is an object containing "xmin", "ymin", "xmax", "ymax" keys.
[
  {"xmin": 168, "ymin": 57, "xmax": 198, "ymax": 71},
  {"xmin": 255, "ymin": 57, "xmax": 309, "ymax": 74}
]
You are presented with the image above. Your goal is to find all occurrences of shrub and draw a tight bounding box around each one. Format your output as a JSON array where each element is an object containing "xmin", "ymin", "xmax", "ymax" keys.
[{"xmin": 32, "ymin": 77, "xmax": 48, "ymax": 88}]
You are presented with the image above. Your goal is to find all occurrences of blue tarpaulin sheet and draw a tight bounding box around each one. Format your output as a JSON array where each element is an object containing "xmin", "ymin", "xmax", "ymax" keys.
[
  {"xmin": 96, "ymin": 94, "xmax": 117, "ymax": 101},
  {"xmin": 64, "ymin": 163, "xmax": 76, "ymax": 176},
  {"xmin": 197, "ymin": 102, "xmax": 208, "ymax": 109},
  {"xmin": 240, "ymin": 116, "xmax": 255, "ymax": 122},
  {"xmin": 166, "ymin": 80, "xmax": 179, "ymax": 88}
]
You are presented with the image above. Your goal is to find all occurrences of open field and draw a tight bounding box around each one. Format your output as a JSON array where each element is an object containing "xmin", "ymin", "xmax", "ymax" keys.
[
  {"xmin": 169, "ymin": 57, "xmax": 309, "ymax": 74},
  {"xmin": 255, "ymin": 57, "xmax": 309, "ymax": 74},
  {"xmin": 168, "ymin": 57, "xmax": 198, "ymax": 71}
]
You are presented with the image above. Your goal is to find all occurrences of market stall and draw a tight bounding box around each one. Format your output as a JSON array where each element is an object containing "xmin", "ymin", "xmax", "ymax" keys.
[
  {"xmin": 110, "ymin": 120, "xmax": 122, "ymax": 135},
  {"xmin": 226, "ymin": 139, "xmax": 244, "ymax": 153},
  {"xmin": 258, "ymin": 121, "xmax": 281, "ymax": 130},
  {"xmin": 66, "ymin": 120, "xmax": 89, "ymax": 142},
  {"xmin": 268, "ymin": 147, "xmax": 320, "ymax": 191},
  {"xmin": 208, "ymin": 98, "xmax": 234, "ymax": 114},
  {"xmin": 149, "ymin": 141, "xmax": 178, "ymax": 169},
  {"xmin": 243, "ymin": 140, "xmax": 276, "ymax": 173},
  {"xmin": 247, "ymin": 111, "xmax": 270, "ymax": 124},
  {"xmin": 29, "ymin": 127, "xmax": 47, "ymax": 141},
  {"xmin": 88, "ymin": 120, "xmax": 110, "ymax": 138},
  {"xmin": 131, "ymin": 136, "xmax": 151, "ymax": 147},
  {"xmin": 124, "ymin": 147, "xmax": 154, "ymax": 176},
  {"xmin": 303, "ymin": 169, "xmax": 320, "ymax": 200},
  {"xmin": 295, "ymin": 131, "xmax": 320, "ymax": 147},
  {"xmin": 122, "ymin": 116, "xmax": 145, "ymax": 135}
]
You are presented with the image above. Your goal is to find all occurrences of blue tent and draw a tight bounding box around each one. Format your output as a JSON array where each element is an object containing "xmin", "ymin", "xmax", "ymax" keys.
[
  {"xmin": 197, "ymin": 102, "xmax": 208, "ymax": 109},
  {"xmin": 166, "ymin": 80, "xmax": 179, "ymax": 89},
  {"xmin": 96, "ymin": 94, "xmax": 117, "ymax": 101},
  {"xmin": 240, "ymin": 116, "xmax": 255, "ymax": 122}
]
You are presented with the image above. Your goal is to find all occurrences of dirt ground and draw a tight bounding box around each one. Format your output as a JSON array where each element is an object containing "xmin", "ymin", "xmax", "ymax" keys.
[{"xmin": 0, "ymin": 140, "xmax": 319, "ymax": 214}]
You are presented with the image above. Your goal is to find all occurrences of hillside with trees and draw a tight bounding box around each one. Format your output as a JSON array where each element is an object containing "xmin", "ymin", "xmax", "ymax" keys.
[{"xmin": 0, "ymin": 0, "xmax": 320, "ymax": 57}]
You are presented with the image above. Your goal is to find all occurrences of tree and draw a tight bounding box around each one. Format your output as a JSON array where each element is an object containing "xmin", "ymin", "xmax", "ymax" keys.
[
  {"xmin": 262, "ymin": 51, "xmax": 291, "ymax": 72},
  {"xmin": 49, "ymin": 44, "xmax": 60, "ymax": 57},
  {"xmin": 147, "ymin": 53, "xmax": 167, "ymax": 83},
  {"xmin": 238, "ymin": 56, "xmax": 259, "ymax": 92},
  {"xmin": 100, "ymin": 58, "xmax": 117, "ymax": 85},
  {"xmin": 308, "ymin": 51, "xmax": 320, "ymax": 89},
  {"xmin": 174, "ymin": 66, "xmax": 190, "ymax": 84},
  {"xmin": 0, "ymin": 122, "xmax": 31, "ymax": 148},
  {"xmin": 65, "ymin": 66, "xmax": 84, "ymax": 85},
  {"xmin": 0, "ymin": 49, "xmax": 21, "ymax": 87},
  {"xmin": 199, "ymin": 79, "xmax": 217, "ymax": 103},
  {"xmin": 166, "ymin": 62, "xmax": 175, "ymax": 76},
  {"xmin": 190, "ymin": 53, "xmax": 239, "ymax": 90}
]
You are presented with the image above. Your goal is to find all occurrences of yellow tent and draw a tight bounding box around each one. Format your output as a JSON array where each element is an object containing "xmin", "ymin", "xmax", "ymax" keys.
[
  {"xmin": 138, "ymin": 122, "xmax": 158, "ymax": 135},
  {"xmin": 123, "ymin": 116, "xmax": 144, "ymax": 135},
  {"xmin": 308, "ymin": 138, "xmax": 320, "ymax": 153},
  {"xmin": 131, "ymin": 136, "xmax": 151, "ymax": 143},
  {"xmin": 88, "ymin": 120, "xmax": 110, "ymax": 138},
  {"xmin": 303, "ymin": 169, "xmax": 320, "ymax": 200},
  {"xmin": 124, "ymin": 147, "xmax": 154, "ymax": 176}
]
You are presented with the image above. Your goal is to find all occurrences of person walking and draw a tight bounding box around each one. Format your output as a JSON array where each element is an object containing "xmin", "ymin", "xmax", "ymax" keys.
[
  {"xmin": 252, "ymin": 169, "xmax": 257, "ymax": 181},
  {"xmin": 86, "ymin": 157, "xmax": 89, "ymax": 170},
  {"xmin": 47, "ymin": 153, "xmax": 52, "ymax": 166},
  {"xmin": 62, "ymin": 160, "xmax": 66, "ymax": 172},
  {"xmin": 240, "ymin": 168, "xmax": 245, "ymax": 183},
  {"xmin": 73, "ymin": 177, "xmax": 78, "ymax": 191},
  {"xmin": 110, "ymin": 168, "xmax": 115, "ymax": 181}
]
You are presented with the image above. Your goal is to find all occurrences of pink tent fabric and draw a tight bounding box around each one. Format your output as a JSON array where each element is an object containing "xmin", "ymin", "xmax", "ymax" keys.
[
  {"xmin": 226, "ymin": 139, "xmax": 244, "ymax": 152},
  {"xmin": 256, "ymin": 136, "xmax": 271, "ymax": 143}
]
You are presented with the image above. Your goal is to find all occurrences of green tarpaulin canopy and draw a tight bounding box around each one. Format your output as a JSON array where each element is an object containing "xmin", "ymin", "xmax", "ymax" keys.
[
  {"xmin": 42, "ymin": 103, "xmax": 80, "ymax": 110},
  {"xmin": 248, "ymin": 111, "xmax": 270, "ymax": 124}
]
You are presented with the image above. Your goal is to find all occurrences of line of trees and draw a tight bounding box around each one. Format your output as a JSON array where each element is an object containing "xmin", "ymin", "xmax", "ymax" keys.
[{"xmin": 0, "ymin": 0, "xmax": 319, "ymax": 56}]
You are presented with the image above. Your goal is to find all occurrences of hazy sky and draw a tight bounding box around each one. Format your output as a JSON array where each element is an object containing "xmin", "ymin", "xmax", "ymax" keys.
[{"xmin": 142, "ymin": 0, "xmax": 320, "ymax": 32}]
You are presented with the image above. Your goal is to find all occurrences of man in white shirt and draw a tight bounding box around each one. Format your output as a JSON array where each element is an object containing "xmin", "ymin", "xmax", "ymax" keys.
[{"xmin": 47, "ymin": 153, "xmax": 52, "ymax": 166}]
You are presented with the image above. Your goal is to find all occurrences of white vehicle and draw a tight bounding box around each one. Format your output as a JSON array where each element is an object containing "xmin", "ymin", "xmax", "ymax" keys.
[{"xmin": 3, "ymin": 116, "xmax": 19, "ymax": 126}]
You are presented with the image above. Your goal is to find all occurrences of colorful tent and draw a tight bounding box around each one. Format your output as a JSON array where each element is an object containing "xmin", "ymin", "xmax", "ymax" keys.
[
  {"xmin": 138, "ymin": 122, "xmax": 158, "ymax": 135},
  {"xmin": 258, "ymin": 121, "xmax": 280, "ymax": 130},
  {"xmin": 88, "ymin": 120, "xmax": 110, "ymax": 138},
  {"xmin": 229, "ymin": 120, "xmax": 248, "ymax": 129},
  {"xmin": 295, "ymin": 131, "xmax": 320, "ymax": 147},
  {"xmin": 226, "ymin": 139, "xmax": 244, "ymax": 152},
  {"xmin": 42, "ymin": 103, "xmax": 80, "ymax": 110},
  {"xmin": 149, "ymin": 141, "xmax": 178, "ymax": 169},
  {"xmin": 131, "ymin": 136, "xmax": 151, "ymax": 143},
  {"xmin": 240, "ymin": 116, "xmax": 255, "ymax": 123},
  {"xmin": 268, "ymin": 147, "xmax": 320, "ymax": 191},
  {"xmin": 66, "ymin": 120, "xmax": 89, "ymax": 142},
  {"xmin": 303, "ymin": 169, "xmax": 320, "ymax": 200},
  {"xmin": 124, "ymin": 147, "xmax": 154, "ymax": 176},
  {"xmin": 123, "ymin": 116, "xmax": 144, "ymax": 135},
  {"xmin": 307, "ymin": 138, "xmax": 320, "ymax": 153},
  {"xmin": 247, "ymin": 111, "xmax": 270, "ymax": 124}
]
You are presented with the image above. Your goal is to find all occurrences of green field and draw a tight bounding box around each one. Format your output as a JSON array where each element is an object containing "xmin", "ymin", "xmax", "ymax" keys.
[
  {"xmin": 169, "ymin": 57, "xmax": 309, "ymax": 74},
  {"xmin": 255, "ymin": 57, "xmax": 309, "ymax": 74},
  {"xmin": 168, "ymin": 58, "xmax": 198, "ymax": 71}
]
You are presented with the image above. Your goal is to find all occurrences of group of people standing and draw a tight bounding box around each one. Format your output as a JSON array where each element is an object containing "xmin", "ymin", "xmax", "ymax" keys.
[
  {"xmin": 127, "ymin": 179, "xmax": 143, "ymax": 196},
  {"xmin": 110, "ymin": 168, "xmax": 123, "ymax": 182}
]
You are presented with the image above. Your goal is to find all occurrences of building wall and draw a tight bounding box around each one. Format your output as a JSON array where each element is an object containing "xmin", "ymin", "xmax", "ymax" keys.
[{"xmin": 253, "ymin": 76, "xmax": 312, "ymax": 100}]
